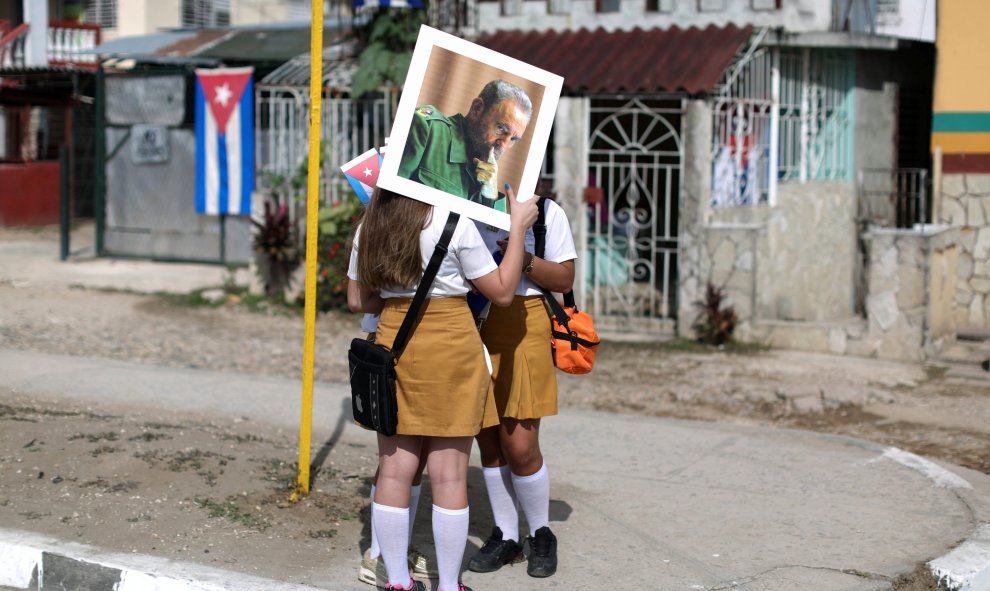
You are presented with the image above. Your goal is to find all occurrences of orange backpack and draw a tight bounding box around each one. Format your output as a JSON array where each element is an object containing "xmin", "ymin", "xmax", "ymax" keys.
[
  {"xmin": 534, "ymin": 197, "xmax": 600, "ymax": 374},
  {"xmin": 546, "ymin": 291, "xmax": 600, "ymax": 374}
]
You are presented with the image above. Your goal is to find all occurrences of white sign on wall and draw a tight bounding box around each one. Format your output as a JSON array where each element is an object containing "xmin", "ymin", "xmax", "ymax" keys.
[{"xmin": 131, "ymin": 124, "xmax": 169, "ymax": 164}]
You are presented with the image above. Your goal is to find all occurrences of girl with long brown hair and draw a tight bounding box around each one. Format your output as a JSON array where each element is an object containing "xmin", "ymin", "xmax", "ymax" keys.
[{"xmin": 347, "ymin": 185, "xmax": 537, "ymax": 591}]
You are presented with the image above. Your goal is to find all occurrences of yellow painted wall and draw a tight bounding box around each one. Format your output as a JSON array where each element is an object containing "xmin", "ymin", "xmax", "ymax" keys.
[{"xmin": 932, "ymin": 0, "xmax": 990, "ymax": 114}]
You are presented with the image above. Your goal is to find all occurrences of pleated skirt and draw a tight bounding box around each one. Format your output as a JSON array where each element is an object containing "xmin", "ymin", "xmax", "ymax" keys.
[
  {"xmin": 377, "ymin": 296, "xmax": 498, "ymax": 437},
  {"xmin": 480, "ymin": 295, "xmax": 558, "ymax": 420}
]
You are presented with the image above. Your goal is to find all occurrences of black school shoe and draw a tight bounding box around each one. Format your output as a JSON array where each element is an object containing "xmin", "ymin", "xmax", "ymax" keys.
[
  {"xmin": 526, "ymin": 526, "xmax": 558, "ymax": 578},
  {"xmin": 467, "ymin": 526, "xmax": 524, "ymax": 573}
]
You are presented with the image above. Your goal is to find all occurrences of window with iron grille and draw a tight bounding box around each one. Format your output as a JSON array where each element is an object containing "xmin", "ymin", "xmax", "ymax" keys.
[
  {"xmin": 876, "ymin": 0, "xmax": 901, "ymax": 27},
  {"xmin": 711, "ymin": 44, "xmax": 855, "ymax": 207},
  {"xmin": 750, "ymin": 0, "xmax": 780, "ymax": 10},
  {"xmin": 597, "ymin": 0, "xmax": 620, "ymax": 13},
  {"xmin": 181, "ymin": 0, "xmax": 231, "ymax": 28},
  {"xmin": 84, "ymin": 0, "xmax": 117, "ymax": 29},
  {"xmin": 500, "ymin": 0, "xmax": 521, "ymax": 16},
  {"xmin": 777, "ymin": 48, "xmax": 854, "ymax": 182},
  {"xmin": 645, "ymin": 0, "xmax": 675, "ymax": 12},
  {"xmin": 547, "ymin": 0, "xmax": 569, "ymax": 15},
  {"xmin": 697, "ymin": 0, "xmax": 725, "ymax": 12}
]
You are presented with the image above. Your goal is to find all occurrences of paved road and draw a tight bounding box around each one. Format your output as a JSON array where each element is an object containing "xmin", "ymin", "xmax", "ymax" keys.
[{"xmin": 2, "ymin": 349, "xmax": 990, "ymax": 590}]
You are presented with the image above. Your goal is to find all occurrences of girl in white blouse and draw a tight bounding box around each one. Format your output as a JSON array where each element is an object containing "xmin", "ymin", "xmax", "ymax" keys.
[{"xmin": 347, "ymin": 186, "xmax": 537, "ymax": 591}]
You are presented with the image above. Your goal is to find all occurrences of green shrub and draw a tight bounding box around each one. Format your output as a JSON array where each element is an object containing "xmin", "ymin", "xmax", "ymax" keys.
[{"xmin": 313, "ymin": 196, "xmax": 363, "ymax": 313}]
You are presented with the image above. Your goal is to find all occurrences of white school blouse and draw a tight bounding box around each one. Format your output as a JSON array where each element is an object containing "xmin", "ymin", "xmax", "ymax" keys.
[
  {"xmin": 475, "ymin": 198, "xmax": 577, "ymax": 297},
  {"xmin": 348, "ymin": 207, "xmax": 498, "ymax": 299}
]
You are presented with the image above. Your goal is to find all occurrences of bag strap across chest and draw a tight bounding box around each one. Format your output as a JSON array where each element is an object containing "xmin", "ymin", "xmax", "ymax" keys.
[
  {"xmin": 533, "ymin": 198, "xmax": 575, "ymax": 325},
  {"xmin": 391, "ymin": 211, "xmax": 460, "ymax": 359}
]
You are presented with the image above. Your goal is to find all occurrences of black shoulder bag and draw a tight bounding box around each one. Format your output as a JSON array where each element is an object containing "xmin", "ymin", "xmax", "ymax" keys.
[{"xmin": 348, "ymin": 211, "xmax": 460, "ymax": 436}]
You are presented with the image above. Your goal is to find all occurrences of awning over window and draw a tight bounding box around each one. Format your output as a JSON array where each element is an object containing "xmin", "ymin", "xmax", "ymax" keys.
[{"xmin": 475, "ymin": 24, "xmax": 754, "ymax": 95}]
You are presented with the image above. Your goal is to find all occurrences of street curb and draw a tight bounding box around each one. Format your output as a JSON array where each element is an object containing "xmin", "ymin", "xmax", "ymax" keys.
[
  {"xmin": 929, "ymin": 523, "xmax": 990, "ymax": 591},
  {"xmin": 0, "ymin": 528, "xmax": 325, "ymax": 591}
]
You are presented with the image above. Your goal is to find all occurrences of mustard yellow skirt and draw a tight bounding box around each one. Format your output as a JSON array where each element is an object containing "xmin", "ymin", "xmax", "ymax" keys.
[
  {"xmin": 480, "ymin": 295, "xmax": 558, "ymax": 420},
  {"xmin": 377, "ymin": 296, "xmax": 499, "ymax": 437}
]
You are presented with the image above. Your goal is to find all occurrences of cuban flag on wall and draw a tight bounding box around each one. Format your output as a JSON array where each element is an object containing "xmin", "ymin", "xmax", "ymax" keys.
[{"xmin": 195, "ymin": 67, "xmax": 255, "ymax": 216}]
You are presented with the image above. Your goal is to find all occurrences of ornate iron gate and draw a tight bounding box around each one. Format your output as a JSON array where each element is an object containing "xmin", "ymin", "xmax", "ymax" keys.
[{"xmin": 585, "ymin": 95, "xmax": 683, "ymax": 333}]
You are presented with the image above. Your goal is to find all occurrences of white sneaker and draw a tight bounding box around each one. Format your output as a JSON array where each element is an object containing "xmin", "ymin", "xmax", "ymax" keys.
[
  {"xmin": 358, "ymin": 548, "xmax": 387, "ymax": 586},
  {"xmin": 360, "ymin": 547, "xmax": 437, "ymax": 585},
  {"xmin": 408, "ymin": 546, "xmax": 438, "ymax": 578}
]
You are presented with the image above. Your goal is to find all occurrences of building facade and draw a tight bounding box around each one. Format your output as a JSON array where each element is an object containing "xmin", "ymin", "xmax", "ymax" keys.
[{"xmin": 931, "ymin": 0, "xmax": 990, "ymax": 333}]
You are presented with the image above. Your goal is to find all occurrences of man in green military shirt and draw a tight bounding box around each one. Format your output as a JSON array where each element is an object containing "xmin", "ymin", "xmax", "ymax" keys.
[{"xmin": 398, "ymin": 79, "xmax": 533, "ymax": 211}]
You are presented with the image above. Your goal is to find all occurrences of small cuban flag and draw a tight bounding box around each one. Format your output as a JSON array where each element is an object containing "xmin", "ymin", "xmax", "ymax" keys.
[
  {"xmin": 195, "ymin": 67, "xmax": 255, "ymax": 216},
  {"xmin": 340, "ymin": 148, "xmax": 382, "ymax": 205}
]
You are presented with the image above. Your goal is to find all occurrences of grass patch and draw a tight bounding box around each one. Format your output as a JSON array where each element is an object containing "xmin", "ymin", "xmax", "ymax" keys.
[
  {"xmin": 157, "ymin": 286, "xmax": 302, "ymax": 316},
  {"xmin": 609, "ymin": 338, "xmax": 770, "ymax": 356},
  {"xmin": 128, "ymin": 432, "xmax": 172, "ymax": 442},
  {"xmin": 194, "ymin": 496, "xmax": 267, "ymax": 530},
  {"xmin": 259, "ymin": 458, "xmax": 297, "ymax": 490},
  {"xmin": 923, "ymin": 365, "xmax": 948, "ymax": 382},
  {"xmin": 90, "ymin": 445, "xmax": 123, "ymax": 457},
  {"xmin": 69, "ymin": 431, "xmax": 119, "ymax": 443}
]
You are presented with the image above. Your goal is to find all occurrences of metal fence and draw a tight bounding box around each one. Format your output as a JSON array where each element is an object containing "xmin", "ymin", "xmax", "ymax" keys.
[
  {"xmin": 586, "ymin": 94, "xmax": 683, "ymax": 331},
  {"xmin": 255, "ymin": 87, "xmax": 394, "ymax": 206},
  {"xmin": 857, "ymin": 167, "xmax": 929, "ymax": 229},
  {"xmin": 711, "ymin": 41, "xmax": 855, "ymax": 209},
  {"xmin": 778, "ymin": 47, "xmax": 854, "ymax": 182},
  {"xmin": 711, "ymin": 28, "xmax": 775, "ymax": 206}
]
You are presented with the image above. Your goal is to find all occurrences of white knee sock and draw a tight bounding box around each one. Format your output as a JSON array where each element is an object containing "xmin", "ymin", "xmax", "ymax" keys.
[
  {"xmin": 371, "ymin": 484, "xmax": 420, "ymax": 559},
  {"xmin": 369, "ymin": 484, "xmax": 380, "ymax": 559},
  {"xmin": 408, "ymin": 484, "xmax": 422, "ymax": 544},
  {"xmin": 432, "ymin": 504, "xmax": 469, "ymax": 591},
  {"xmin": 512, "ymin": 464, "xmax": 550, "ymax": 536},
  {"xmin": 372, "ymin": 502, "xmax": 412, "ymax": 588},
  {"xmin": 482, "ymin": 465, "xmax": 519, "ymax": 542}
]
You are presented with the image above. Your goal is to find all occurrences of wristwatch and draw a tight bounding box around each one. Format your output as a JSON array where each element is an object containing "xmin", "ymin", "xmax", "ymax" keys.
[{"xmin": 523, "ymin": 252, "xmax": 535, "ymax": 275}]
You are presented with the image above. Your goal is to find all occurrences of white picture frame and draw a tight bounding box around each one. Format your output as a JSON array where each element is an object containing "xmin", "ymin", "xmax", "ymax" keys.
[{"xmin": 377, "ymin": 25, "xmax": 563, "ymax": 231}]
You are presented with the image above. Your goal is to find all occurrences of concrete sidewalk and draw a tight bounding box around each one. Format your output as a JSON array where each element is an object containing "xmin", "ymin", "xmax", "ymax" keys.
[
  {"xmin": 1, "ymin": 349, "xmax": 990, "ymax": 590},
  {"xmin": 2, "ymin": 230, "xmax": 990, "ymax": 589},
  {"xmin": 0, "ymin": 228, "xmax": 243, "ymax": 295}
]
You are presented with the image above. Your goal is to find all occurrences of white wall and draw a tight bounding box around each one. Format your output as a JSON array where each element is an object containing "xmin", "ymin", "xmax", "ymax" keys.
[
  {"xmin": 478, "ymin": 0, "xmax": 832, "ymax": 34},
  {"xmin": 109, "ymin": 0, "xmax": 307, "ymax": 39},
  {"xmin": 115, "ymin": 0, "xmax": 181, "ymax": 37},
  {"xmin": 875, "ymin": 0, "xmax": 936, "ymax": 42},
  {"xmin": 23, "ymin": 0, "xmax": 48, "ymax": 66}
]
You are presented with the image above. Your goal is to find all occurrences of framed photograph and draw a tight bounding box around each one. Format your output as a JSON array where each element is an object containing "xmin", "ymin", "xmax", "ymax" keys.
[{"xmin": 377, "ymin": 25, "xmax": 563, "ymax": 231}]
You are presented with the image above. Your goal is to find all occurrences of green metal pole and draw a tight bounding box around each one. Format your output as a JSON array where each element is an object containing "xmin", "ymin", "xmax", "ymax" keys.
[
  {"xmin": 59, "ymin": 145, "xmax": 69, "ymax": 260},
  {"xmin": 94, "ymin": 63, "xmax": 106, "ymax": 256},
  {"xmin": 219, "ymin": 214, "xmax": 226, "ymax": 264}
]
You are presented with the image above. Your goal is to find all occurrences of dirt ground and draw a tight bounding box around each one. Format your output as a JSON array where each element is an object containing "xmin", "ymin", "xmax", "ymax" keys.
[{"xmin": 1, "ymin": 227, "xmax": 989, "ymax": 588}]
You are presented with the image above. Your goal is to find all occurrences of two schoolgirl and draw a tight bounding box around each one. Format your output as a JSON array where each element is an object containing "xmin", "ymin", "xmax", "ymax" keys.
[{"xmin": 347, "ymin": 186, "xmax": 538, "ymax": 591}]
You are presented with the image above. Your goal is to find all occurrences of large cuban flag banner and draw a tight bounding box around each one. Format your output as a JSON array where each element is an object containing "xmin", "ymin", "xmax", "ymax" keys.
[{"xmin": 195, "ymin": 67, "xmax": 254, "ymax": 216}]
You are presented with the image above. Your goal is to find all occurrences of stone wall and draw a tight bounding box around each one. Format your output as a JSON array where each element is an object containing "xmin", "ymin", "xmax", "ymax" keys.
[
  {"xmin": 700, "ymin": 223, "xmax": 760, "ymax": 334},
  {"xmin": 682, "ymin": 178, "xmax": 959, "ymax": 361},
  {"xmin": 862, "ymin": 226, "xmax": 959, "ymax": 361},
  {"xmin": 938, "ymin": 173, "xmax": 990, "ymax": 331},
  {"xmin": 552, "ymin": 97, "xmax": 591, "ymax": 303},
  {"xmin": 698, "ymin": 182, "xmax": 857, "ymax": 325},
  {"xmin": 677, "ymin": 100, "xmax": 714, "ymax": 335}
]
